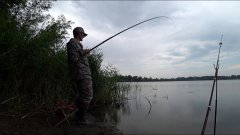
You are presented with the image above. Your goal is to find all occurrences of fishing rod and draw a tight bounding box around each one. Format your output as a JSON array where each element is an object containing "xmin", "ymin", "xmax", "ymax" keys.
[
  {"xmin": 201, "ymin": 35, "xmax": 223, "ymax": 135},
  {"xmin": 89, "ymin": 16, "xmax": 171, "ymax": 52}
]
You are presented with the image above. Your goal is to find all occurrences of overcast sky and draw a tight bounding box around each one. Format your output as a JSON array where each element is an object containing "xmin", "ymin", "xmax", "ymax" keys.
[{"xmin": 50, "ymin": 1, "xmax": 240, "ymax": 78}]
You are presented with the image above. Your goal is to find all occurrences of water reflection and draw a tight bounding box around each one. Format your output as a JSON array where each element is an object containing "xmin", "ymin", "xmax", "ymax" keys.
[
  {"xmin": 117, "ymin": 82, "xmax": 171, "ymax": 120},
  {"xmin": 117, "ymin": 80, "xmax": 240, "ymax": 134},
  {"xmin": 92, "ymin": 80, "xmax": 240, "ymax": 134}
]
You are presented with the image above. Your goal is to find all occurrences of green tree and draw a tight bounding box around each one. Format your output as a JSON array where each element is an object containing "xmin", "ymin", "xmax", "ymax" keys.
[
  {"xmin": 1, "ymin": 0, "xmax": 128, "ymax": 112},
  {"xmin": 0, "ymin": 0, "xmax": 73, "ymax": 109}
]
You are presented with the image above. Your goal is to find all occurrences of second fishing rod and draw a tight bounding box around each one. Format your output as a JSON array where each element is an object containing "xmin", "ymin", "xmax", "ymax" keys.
[{"xmin": 201, "ymin": 35, "xmax": 223, "ymax": 135}]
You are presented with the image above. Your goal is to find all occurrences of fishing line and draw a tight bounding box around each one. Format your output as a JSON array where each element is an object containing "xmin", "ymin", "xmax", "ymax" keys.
[{"xmin": 89, "ymin": 16, "xmax": 174, "ymax": 52}]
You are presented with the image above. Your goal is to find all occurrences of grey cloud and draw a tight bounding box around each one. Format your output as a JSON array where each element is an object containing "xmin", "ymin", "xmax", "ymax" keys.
[
  {"xmin": 186, "ymin": 44, "xmax": 216, "ymax": 60},
  {"xmin": 51, "ymin": 1, "xmax": 240, "ymax": 78},
  {"xmin": 72, "ymin": 1, "xmax": 146, "ymax": 30}
]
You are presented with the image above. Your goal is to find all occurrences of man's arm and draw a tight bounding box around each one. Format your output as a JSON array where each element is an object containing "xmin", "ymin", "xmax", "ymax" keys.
[{"xmin": 67, "ymin": 43, "xmax": 79, "ymax": 65}]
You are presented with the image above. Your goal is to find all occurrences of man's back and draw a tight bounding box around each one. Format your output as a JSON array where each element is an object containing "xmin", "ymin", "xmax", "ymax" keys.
[{"xmin": 67, "ymin": 38, "xmax": 91, "ymax": 80}]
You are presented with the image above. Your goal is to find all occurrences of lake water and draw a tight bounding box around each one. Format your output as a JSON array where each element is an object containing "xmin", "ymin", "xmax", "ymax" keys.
[{"xmin": 115, "ymin": 80, "xmax": 240, "ymax": 134}]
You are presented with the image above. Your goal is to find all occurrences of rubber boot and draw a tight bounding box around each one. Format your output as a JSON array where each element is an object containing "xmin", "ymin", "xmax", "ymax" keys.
[{"xmin": 75, "ymin": 101, "xmax": 91, "ymax": 125}]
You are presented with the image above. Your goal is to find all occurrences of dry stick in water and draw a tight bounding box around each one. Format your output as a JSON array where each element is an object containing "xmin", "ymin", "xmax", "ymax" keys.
[{"xmin": 145, "ymin": 97, "xmax": 152, "ymax": 118}]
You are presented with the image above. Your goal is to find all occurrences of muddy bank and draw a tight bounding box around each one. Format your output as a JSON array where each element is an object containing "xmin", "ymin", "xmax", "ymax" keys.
[{"xmin": 0, "ymin": 111, "xmax": 122, "ymax": 135}]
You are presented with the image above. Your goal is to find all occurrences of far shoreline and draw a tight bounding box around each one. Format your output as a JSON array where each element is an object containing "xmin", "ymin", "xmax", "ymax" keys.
[
  {"xmin": 119, "ymin": 75, "xmax": 240, "ymax": 82},
  {"xmin": 119, "ymin": 79, "xmax": 240, "ymax": 83}
]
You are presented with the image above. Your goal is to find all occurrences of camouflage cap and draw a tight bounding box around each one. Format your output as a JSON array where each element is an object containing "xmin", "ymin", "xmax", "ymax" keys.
[{"xmin": 73, "ymin": 27, "xmax": 88, "ymax": 37}]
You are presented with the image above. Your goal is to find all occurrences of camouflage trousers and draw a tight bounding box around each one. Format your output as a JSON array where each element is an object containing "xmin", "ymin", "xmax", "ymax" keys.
[{"xmin": 74, "ymin": 78, "xmax": 93, "ymax": 105}]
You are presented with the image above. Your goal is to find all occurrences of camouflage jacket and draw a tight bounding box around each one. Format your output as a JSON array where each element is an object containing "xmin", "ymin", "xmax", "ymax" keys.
[{"xmin": 67, "ymin": 38, "xmax": 91, "ymax": 80}]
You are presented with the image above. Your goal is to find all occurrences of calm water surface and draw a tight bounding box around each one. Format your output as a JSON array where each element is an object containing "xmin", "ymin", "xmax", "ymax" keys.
[{"xmin": 116, "ymin": 80, "xmax": 240, "ymax": 134}]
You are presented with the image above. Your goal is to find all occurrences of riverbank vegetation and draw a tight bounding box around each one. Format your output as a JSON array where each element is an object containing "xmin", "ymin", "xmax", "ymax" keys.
[{"xmin": 0, "ymin": 0, "xmax": 128, "ymax": 114}]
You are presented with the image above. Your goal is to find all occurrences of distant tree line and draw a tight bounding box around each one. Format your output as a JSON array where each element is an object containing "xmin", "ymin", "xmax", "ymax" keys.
[{"xmin": 119, "ymin": 75, "xmax": 240, "ymax": 82}]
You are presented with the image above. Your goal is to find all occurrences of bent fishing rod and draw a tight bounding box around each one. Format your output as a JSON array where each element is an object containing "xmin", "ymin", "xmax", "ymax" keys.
[
  {"xmin": 89, "ymin": 16, "xmax": 171, "ymax": 52},
  {"xmin": 201, "ymin": 35, "xmax": 223, "ymax": 135}
]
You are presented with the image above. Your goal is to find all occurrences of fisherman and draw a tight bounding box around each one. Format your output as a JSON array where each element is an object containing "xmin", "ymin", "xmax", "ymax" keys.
[{"xmin": 66, "ymin": 27, "xmax": 93, "ymax": 125}]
